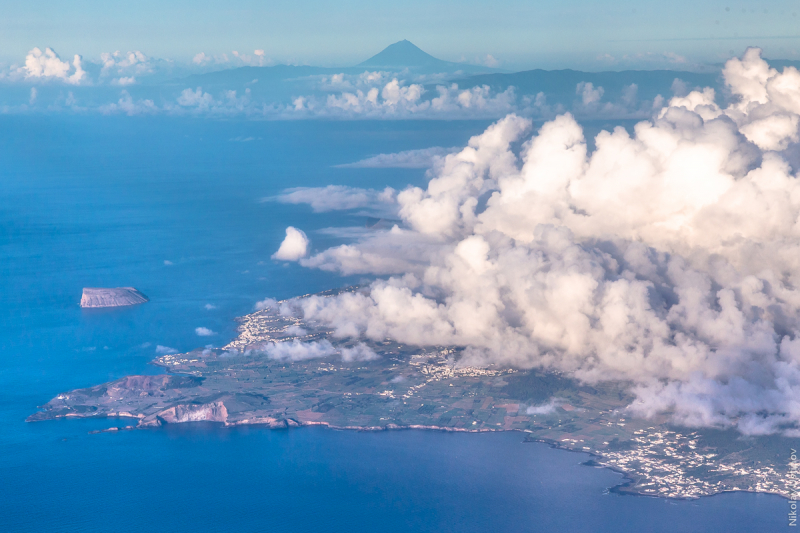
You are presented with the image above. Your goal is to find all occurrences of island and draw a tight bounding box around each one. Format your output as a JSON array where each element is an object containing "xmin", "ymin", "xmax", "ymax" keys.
[
  {"xmin": 33, "ymin": 287, "xmax": 797, "ymax": 500},
  {"xmin": 80, "ymin": 287, "xmax": 149, "ymax": 308}
]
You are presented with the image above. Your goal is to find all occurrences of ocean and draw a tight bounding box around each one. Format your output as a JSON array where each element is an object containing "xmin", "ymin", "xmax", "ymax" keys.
[{"xmin": 0, "ymin": 115, "xmax": 787, "ymax": 532}]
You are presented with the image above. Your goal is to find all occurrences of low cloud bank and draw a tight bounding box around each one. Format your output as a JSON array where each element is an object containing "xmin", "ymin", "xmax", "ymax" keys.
[
  {"xmin": 264, "ymin": 339, "xmax": 336, "ymax": 361},
  {"xmin": 277, "ymin": 48, "xmax": 800, "ymax": 436},
  {"xmin": 336, "ymin": 147, "xmax": 459, "ymax": 168},
  {"xmin": 2, "ymin": 46, "xmax": 674, "ymax": 121},
  {"xmin": 271, "ymin": 185, "xmax": 397, "ymax": 214},
  {"xmin": 257, "ymin": 339, "xmax": 377, "ymax": 362},
  {"xmin": 526, "ymin": 398, "xmax": 565, "ymax": 415}
]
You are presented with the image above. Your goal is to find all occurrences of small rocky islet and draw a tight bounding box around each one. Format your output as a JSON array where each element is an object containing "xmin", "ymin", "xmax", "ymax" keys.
[{"xmin": 80, "ymin": 287, "xmax": 149, "ymax": 308}]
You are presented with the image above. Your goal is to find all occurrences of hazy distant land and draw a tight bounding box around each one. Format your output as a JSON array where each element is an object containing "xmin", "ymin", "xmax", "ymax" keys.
[{"xmin": 31, "ymin": 288, "xmax": 796, "ymax": 500}]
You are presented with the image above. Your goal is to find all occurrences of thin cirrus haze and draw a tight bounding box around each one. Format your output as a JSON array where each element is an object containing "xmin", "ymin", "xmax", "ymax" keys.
[{"xmin": 273, "ymin": 48, "xmax": 800, "ymax": 436}]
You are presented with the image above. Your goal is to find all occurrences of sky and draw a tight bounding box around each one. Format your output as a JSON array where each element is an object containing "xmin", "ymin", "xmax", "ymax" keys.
[{"xmin": 2, "ymin": 0, "xmax": 800, "ymax": 70}]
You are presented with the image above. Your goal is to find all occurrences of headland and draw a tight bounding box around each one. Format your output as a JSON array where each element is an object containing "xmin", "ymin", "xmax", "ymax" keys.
[{"xmin": 33, "ymin": 288, "xmax": 798, "ymax": 501}]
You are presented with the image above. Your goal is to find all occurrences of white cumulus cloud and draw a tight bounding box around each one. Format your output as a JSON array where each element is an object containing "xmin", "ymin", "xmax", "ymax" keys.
[
  {"xmin": 341, "ymin": 343, "xmax": 380, "ymax": 362},
  {"xmin": 98, "ymin": 91, "xmax": 157, "ymax": 116},
  {"xmin": 231, "ymin": 49, "xmax": 271, "ymax": 66},
  {"xmin": 22, "ymin": 47, "xmax": 85, "ymax": 85},
  {"xmin": 100, "ymin": 51, "xmax": 150, "ymax": 77},
  {"xmin": 273, "ymin": 48, "xmax": 800, "ymax": 437},
  {"xmin": 177, "ymin": 87, "xmax": 214, "ymax": 108},
  {"xmin": 272, "ymin": 227, "xmax": 309, "ymax": 261},
  {"xmin": 155, "ymin": 345, "xmax": 179, "ymax": 355}
]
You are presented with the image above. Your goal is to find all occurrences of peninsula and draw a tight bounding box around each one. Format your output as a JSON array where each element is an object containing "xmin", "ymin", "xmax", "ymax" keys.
[{"xmin": 33, "ymin": 288, "xmax": 797, "ymax": 500}]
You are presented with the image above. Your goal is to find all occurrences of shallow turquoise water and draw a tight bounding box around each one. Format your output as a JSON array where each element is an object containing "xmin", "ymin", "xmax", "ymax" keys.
[{"xmin": 0, "ymin": 116, "xmax": 787, "ymax": 532}]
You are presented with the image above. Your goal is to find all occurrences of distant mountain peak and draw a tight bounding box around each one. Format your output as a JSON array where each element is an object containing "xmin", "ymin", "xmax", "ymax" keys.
[{"xmin": 358, "ymin": 40, "xmax": 447, "ymax": 68}]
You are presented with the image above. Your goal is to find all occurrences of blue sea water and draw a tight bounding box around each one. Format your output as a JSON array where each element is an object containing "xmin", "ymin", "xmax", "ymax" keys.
[{"xmin": 0, "ymin": 115, "xmax": 788, "ymax": 532}]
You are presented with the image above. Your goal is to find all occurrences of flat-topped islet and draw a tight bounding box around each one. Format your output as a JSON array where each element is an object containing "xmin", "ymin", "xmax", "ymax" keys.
[{"xmin": 80, "ymin": 287, "xmax": 149, "ymax": 308}]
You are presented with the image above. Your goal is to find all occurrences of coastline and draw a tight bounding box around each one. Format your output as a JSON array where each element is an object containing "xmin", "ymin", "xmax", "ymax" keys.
[
  {"xmin": 27, "ymin": 299, "xmax": 796, "ymax": 505},
  {"xmin": 51, "ymin": 409, "xmax": 790, "ymax": 502}
]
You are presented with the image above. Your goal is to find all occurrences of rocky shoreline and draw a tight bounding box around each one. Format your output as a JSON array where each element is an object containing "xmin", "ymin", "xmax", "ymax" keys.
[
  {"xmin": 54, "ymin": 409, "xmax": 790, "ymax": 502},
  {"xmin": 28, "ymin": 300, "xmax": 796, "ymax": 503}
]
